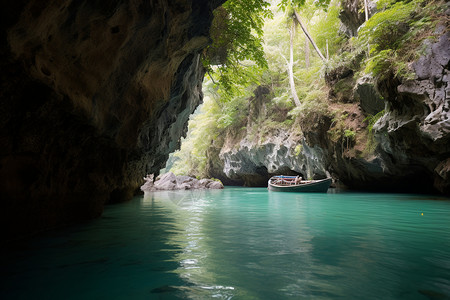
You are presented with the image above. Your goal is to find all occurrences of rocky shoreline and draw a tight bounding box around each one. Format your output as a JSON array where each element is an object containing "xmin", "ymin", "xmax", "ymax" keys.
[{"xmin": 141, "ymin": 172, "xmax": 224, "ymax": 192}]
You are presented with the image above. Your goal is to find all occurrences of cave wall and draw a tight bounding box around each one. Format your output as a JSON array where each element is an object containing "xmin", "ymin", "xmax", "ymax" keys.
[{"xmin": 0, "ymin": 0, "xmax": 223, "ymax": 239}]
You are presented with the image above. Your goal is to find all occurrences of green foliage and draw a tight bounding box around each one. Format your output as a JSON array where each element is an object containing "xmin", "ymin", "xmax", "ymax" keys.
[
  {"xmin": 217, "ymin": 96, "xmax": 248, "ymax": 129},
  {"xmin": 361, "ymin": 110, "xmax": 385, "ymax": 156},
  {"xmin": 328, "ymin": 111, "xmax": 351, "ymax": 142},
  {"xmin": 294, "ymin": 144, "xmax": 303, "ymax": 156},
  {"xmin": 356, "ymin": 0, "xmax": 445, "ymax": 79},
  {"xmin": 344, "ymin": 129, "xmax": 356, "ymax": 139},
  {"xmin": 222, "ymin": 0, "xmax": 272, "ymax": 62},
  {"xmin": 288, "ymin": 63, "xmax": 329, "ymax": 123},
  {"xmin": 343, "ymin": 129, "xmax": 356, "ymax": 151},
  {"xmin": 170, "ymin": 81, "xmax": 223, "ymax": 177},
  {"xmin": 358, "ymin": 1, "xmax": 417, "ymax": 52},
  {"xmin": 363, "ymin": 110, "xmax": 385, "ymax": 135},
  {"xmin": 170, "ymin": 0, "xmax": 447, "ymax": 177},
  {"xmin": 364, "ymin": 49, "xmax": 394, "ymax": 77},
  {"xmin": 205, "ymin": 0, "xmax": 273, "ymax": 98},
  {"xmin": 283, "ymin": 119, "xmax": 294, "ymax": 127},
  {"xmin": 308, "ymin": 2, "xmax": 346, "ymax": 55},
  {"xmin": 173, "ymin": 0, "xmax": 430, "ymax": 175},
  {"xmin": 169, "ymin": 78, "xmax": 253, "ymax": 177},
  {"xmin": 294, "ymin": 89, "xmax": 328, "ymax": 116},
  {"xmin": 325, "ymin": 37, "xmax": 365, "ymax": 76},
  {"xmin": 272, "ymin": 93, "xmax": 294, "ymax": 111},
  {"xmin": 278, "ymin": 0, "xmax": 331, "ymax": 11}
]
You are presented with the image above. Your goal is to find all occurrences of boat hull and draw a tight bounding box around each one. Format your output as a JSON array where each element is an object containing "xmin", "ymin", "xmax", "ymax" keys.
[{"xmin": 268, "ymin": 177, "xmax": 332, "ymax": 193}]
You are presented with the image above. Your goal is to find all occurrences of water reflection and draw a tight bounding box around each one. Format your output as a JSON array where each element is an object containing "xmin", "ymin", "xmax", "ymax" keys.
[
  {"xmin": 146, "ymin": 189, "xmax": 450, "ymax": 299},
  {"xmin": 144, "ymin": 190, "xmax": 236, "ymax": 299},
  {"xmin": 3, "ymin": 189, "xmax": 449, "ymax": 299}
]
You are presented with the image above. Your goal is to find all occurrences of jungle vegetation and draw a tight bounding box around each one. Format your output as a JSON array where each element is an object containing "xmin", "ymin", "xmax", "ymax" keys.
[{"xmin": 166, "ymin": 0, "xmax": 448, "ymax": 178}]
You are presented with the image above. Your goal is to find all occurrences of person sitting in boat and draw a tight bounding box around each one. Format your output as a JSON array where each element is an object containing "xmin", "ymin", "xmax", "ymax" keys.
[{"xmin": 295, "ymin": 176, "xmax": 302, "ymax": 184}]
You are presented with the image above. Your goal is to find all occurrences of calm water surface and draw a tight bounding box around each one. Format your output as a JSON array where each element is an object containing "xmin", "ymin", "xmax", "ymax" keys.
[{"xmin": 2, "ymin": 188, "xmax": 450, "ymax": 299}]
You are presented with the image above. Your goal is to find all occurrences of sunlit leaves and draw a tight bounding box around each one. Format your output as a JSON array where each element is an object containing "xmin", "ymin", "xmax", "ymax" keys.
[
  {"xmin": 205, "ymin": 0, "xmax": 273, "ymax": 98},
  {"xmin": 170, "ymin": 80, "xmax": 250, "ymax": 177},
  {"xmin": 222, "ymin": 0, "xmax": 272, "ymax": 63},
  {"xmin": 171, "ymin": 0, "xmax": 346, "ymax": 176},
  {"xmin": 357, "ymin": 0, "xmax": 421, "ymax": 53},
  {"xmin": 278, "ymin": 0, "xmax": 331, "ymax": 12},
  {"xmin": 356, "ymin": 0, "xmax": 444, "ymax": 79}
]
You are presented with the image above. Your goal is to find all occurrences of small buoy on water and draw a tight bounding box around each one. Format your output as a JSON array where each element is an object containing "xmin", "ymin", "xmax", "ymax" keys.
[{"xmin": 421, "ymin": 213, "xmax": 424, "ymax": 216}]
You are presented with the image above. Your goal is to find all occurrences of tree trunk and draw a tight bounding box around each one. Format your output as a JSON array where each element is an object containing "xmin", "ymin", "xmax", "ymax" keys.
[
  {"xmin": 288, "ymin": 22, "xmax": 301, "ymax": 107},
  {"xmin": 305, "ymin": 36, "xmax": 310, "ymax": 68},
  {"xmin": 364, "ymin": 0, "xmax": 369, "ymax": 21},
  {"xmin": 293, "ymin": 10, "xmax": 326, "ymax": 61},
  {"xmin": 363, "ymin": 0, "xmax": 370, "ymax": 56}
]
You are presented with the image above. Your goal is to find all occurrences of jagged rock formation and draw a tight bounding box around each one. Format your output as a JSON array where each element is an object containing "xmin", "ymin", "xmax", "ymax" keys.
[
  {"xmin": 141, "ymin": 172, "xmax": 223, "ymax": 191},
  {"xmin": 220, "ymin": 135, "xmax": 329, "ymax": 187},
  {"xmin": 0, "ymin": 0, "xmax": 223, "ymax": 239},
  {"xmin": 205, "ymin": 135, "xmax": 245, "ymax": 186},
  {"xmin": 317, "ymin": 30, "xmax": 450, "ymax": 193},
  {"xmin": 372, "ymin": 31, "xmax": 450, "ymax": 193}
]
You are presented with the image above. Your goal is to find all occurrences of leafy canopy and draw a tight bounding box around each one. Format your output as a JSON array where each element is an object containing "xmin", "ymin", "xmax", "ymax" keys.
[
  {"xmin": 357, "ymin": 0, "xmax": 446, "ymax": 79},
  {"xmin": 169, "ymin": 0, "xmax": 344, "ymax": 176},
  {"xmin": 204, "ymin": 0, "xmax": 272, "ymax": 99},
  {"xmin": 278, "ymin": 0, "xmax": 331, "ymax": 11}
]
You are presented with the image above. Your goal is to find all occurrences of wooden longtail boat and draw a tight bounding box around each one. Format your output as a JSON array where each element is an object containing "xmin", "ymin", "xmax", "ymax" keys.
[{"xmin": 268, "ymin": 176, "xmax": 332, "ymax": 193}]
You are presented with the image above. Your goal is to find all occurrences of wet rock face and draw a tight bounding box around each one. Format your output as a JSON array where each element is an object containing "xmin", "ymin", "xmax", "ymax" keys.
[
  {"xmin": 329, "ymin": 31, "xmax": 450, "ymax": 193},
  {"xmin": 373, "ymin": 31, "xmax": 450, "ymax": 194},
  {"xmin": 354, "ymin": 74, "xmax": 384, "ymax": 115},
  {"xmin": 220, "ymin": 136, "xmax": 329, "ymax": 186},
  {"xmin": 0, "ymin": 0, "xmax": 223, "ymax": 239}
]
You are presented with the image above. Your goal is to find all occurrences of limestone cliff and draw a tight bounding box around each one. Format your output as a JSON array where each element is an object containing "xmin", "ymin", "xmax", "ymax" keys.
[
  {"xmin": 372, "ymin": 31, "xmax": 450, "ymax": 193},
  {"xmin": 220, "ymin": 135, "xmax": 329, "ymax": 186},
  {"xmin": 320, "ymin": 30, "xmax": 449, "ymax": 193},
  {"xmin": 214, "ymin": 86, "xmax": 329, "ymax": 187},
  {"xmin": 0, "ymin": 0, "xmax": 223, "ymax": 239},
  {"xmin": 209, "ymin": 29, "xmax": 450, "ymax": 194},
  {"xmin": 207, "ymin": 0, "xmax": 450, "ymax": 195}
]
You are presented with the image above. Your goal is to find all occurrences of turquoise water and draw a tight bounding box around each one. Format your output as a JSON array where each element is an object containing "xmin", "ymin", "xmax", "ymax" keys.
[{"xmin": 2, "ymin": 188, "xmax": 450, "ymax": 299}]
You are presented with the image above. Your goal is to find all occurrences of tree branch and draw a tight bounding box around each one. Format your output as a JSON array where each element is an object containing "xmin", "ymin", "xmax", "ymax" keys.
[
  {"xmin": 207, "ymin": 70, "xmax": 218, "ymax": 85},
  {"xmin": 293, "ymin": 10, "xmax": 326, "ymax": 61}
]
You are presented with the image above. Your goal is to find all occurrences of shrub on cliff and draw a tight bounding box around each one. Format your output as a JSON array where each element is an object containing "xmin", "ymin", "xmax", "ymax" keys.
[{"xmin": 358, "ymin": 0, "xmax": 448, "ymax": 79}]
